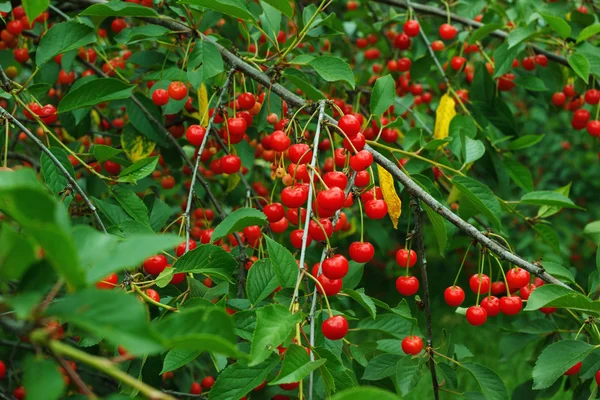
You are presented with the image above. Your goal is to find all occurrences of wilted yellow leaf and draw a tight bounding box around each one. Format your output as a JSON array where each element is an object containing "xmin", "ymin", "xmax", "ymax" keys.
[
  {"xmin": 60, "ymin": 128, "xmax": 75, "ymax": 142},
  {"xmin": 121, "ymin": 127, "xmax": 155, "ymax": 162},
  {"xmin": 434, "ymin": 93, "xmax": 456, "ymax": 139},
  {"xmin": 377, "ymin": 164, "xmax": 402, "ymax": 229},
  {"xmin": 90, "ymin": 109, "xmax": 101, "ymax": 127},
  {"xmin": 198, "ymin": 83, "xmax": 209, "ymax": 127}
]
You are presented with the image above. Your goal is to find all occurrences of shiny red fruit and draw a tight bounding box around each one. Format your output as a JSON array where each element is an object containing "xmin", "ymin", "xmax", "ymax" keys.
[
  {"xmin": 202, "ymin": 376, "xmax": 215, "ymax": 389},
  {"xmin": 264, "ymin": 203, "xmax": 285, "ymax": 222},
  {"xmin": 403, "ymin": 20, "xmax": 420, "ymax": 37},
  {"xmin": 349, "ymin": 241, "xmax": 375, "ymax": 263},
  {"xmin": 317, "ymin": 274, "xmax": 343, "ymax": 296},
  {"xmin": 396, "ymin": 276, "xmax": 419, "ymax": 296},
  {"xmin": 506, "ymin": 267, "xmax": 530, "ymax": 291},
  {"xmin": 338, "ymin": 114, "xmax": 361, "ymax": 138},
  {"xmin": 585, "ymin": 89, "xmax": 600, "ymax": 105},
  {"xmin": 143, "ymin": 255, "xmax": 168, "ymax": 275},
  {"xmin": 176, "ymin": 240, "xmax": 196, "ymax": 257},
  {"xmin": 190, "ymin": 382, "xmax": 202, "ymax": 394},
  {"xmin": 401, "ymin": 335, "xmax": 423, "ymax": 355},
  {"xmin": 466, "ymin": 306, "xmax": 487, "ymax": 326},
  {"xmin": 186, "ymin": 125, "xmax": 206, "ymax": 146},
  {"xmin": 396, "ymin": 249, "xmax": 417, "ymax": 268},
  {"xmin": 96, "ymin": 273, "xmax": 118, "ymax": 289},
  {"xmin": 444, "ymin": 286, "xmax": 465, "ymax": 307},
  {"xmin": 220, "ymin": 154, "xmax": 241, "ymax": 174},
  {"xmin": 469, "ymin": 273, "xmax": 490, "ymax": 294},
  {"xmin": 439, "ymin": 23, "xmax": 457, "ymax": 40},
  {"xmin": 499, "ymin": 295, "xmax": 522, "ymax": 316},
  {"xmin": 349, "ymin": 150, "xmax": 373, "ymax": 171},
  {"xmin": 152, "ymin": 89, "xmax": 169, "ymax": 106},
  {"xmin": 322, "ymin": 254, "xmax": 349, "ymax": 279},
  {"xmin": 281, "ymin": 185, "xmax": 308, "ymax": 208},
  {"xmin": 168, "ymin": 81, "xmax": 188, "ymax": 100},
  {"xmin": 480, "ymin": 296, "xmax": 501, "ymax": 317},
  {"xmin": 564, "ymin": 362, "xmax": 582, "ymax": 376},
  {"xmin": 322, "ymin": 315, "xmax": 349, "ymax": 340},
  {"xmin": 364, "ymin": 199, "xmax": 388, "ymax": 219}
]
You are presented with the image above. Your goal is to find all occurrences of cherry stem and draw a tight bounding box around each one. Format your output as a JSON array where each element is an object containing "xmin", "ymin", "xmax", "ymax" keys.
[
  {"xmin": 357, "ymin": 196, "xmax": 365, "ymax": 243},
  {"xmin": 475, "ymin": 247, "xmax": 484, "ymax": 306},
  {"xmin": 452, "ymin": 243, "xmax": 473, "ymax": 287},
  {"xmin": 303, "ymin": 272, "xmax": 333, "ymax": 318},
  {"xmin": 491, "ymin": 254, "xmax": 511, "ymax": 297}
]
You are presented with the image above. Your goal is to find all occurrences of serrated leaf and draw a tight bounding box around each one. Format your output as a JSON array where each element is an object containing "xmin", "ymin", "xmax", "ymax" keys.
[
  {"xmin": 115, "ymin": 25, "xmax": 170, "ymax": 44},
  {"xmin": 93, "ymin": 144, "xmax": 122, "ymax": 163},
  {"xmin": 59, "ymin": 78, "xmax": 135, "ymax": 113},
  {"xmin": 507, "ymin": 134, "xmax": 545, "ymax": 150},
  {"xmin": 264, "ymin": 235, "xmax": 298, "ymax": 288},
  {"xmin": 308, "ymin": 56, "xmax": 355, "ymax": 88},
  {"xmin": 507, "ymin": 26, "xmax": 538, "ymax": 49},
  {"xmin": 525, "ymin": 284, "xmax": 600, "ymax": 314},
  {"xmin": 577, "ymin": 24, "xmax": 600, "ymax": 43},
  {"xmin": 211, "ymin": 208, "xmax": 267, "ymax": 243},
  {"xmin": 246, "ymin": 259, "xmax": 279, "ymax": 305},
  {"xmin": 503, "ymin": 158, "xmax": 533, "ymax": 192},
  {"xmin": 542, "ymin": 262, "xmax": 575, "ymax": 283},
  {"xmin": 513, "ymin": 75, "xmax": 548, "ymax": 92},
  {"xmin": 452, "ymin": 175, "xmax": 502, "ymax": 230},
  {"xmin": 161, "ymin": 349, "xmax": 201, "ymax": 374},
  {"xmin": 585, "ymin": 221, "xmax": 600, "ymax": 244},
  {"xmin": 22, "ymin": 0, "xmax": 48, "ymax": 23},
  {"xmin": 370, "ymin": 75, "xmax": 395, "ymax": 116},
  {"xmin": 537, "ymin": 182, "xmax": 571, "ymax": 219},
  {"xmin": 463, "ymin": 137, "xmax": 485, "ymax": 164},
  {"xmin": 270, "ymin": 344, "xmax": 326, "ymax": 384},
  {"xmin": 395, "ymin": 356, "xmax": 423, "ymax": 396},
  {"xmin": 80, "ymin": 1, "xmax": 159, "ymax": 16},
  {"xmin": 35, "ymin": 21, "xmax": 96, "ymax": 66},
  {"xmin": 533, "ymin": 225, "xmax": 561, "ymax": 254},
  {"xmin": 40, "ymin": 147, "xmax": 75, "ymax": 206},
  {"xmin": 468, "ymin": 23, "xmax": 503, "ymax": 44},
  {"xmin": 520, "ymin": 191, "xmax": 582, "ymax": 209},
  {"xmin": 343, "ymin": 289, "xmax": 376, "ymax": 319},
  {"xmin": 262, "ymin": 0, "xmax": 293, "ymax": 17},
  {"xmin": 111, "ymin": 185, "xmax": 150, "ymax": 226},
  {"xmin": 362, "ymin": 354, "xmax": 402, "ymax": 380},
  {"xmin": 569, "ymin": 53, "xmax": 590, "ymax": 83},
  {"xmin": 173, "ymin": 244, "xmax": 237, "ymax": 282},
  {"xmin": 540, "ymin": 13, "xmax": 571, "ymax": 39},
  {"xmin": 178, "ymin": 0, "xmax": 254, "ymax": 21},
  {"xmin": 330, "ymin": 387, "xmax": 399, "ymax": 400},
  {"xmin": 461, "ymin": 362, "xmax": 508, "ymax": 400},
  {"xmin": 250, "ymin": 304, "xmax": 302, "ymax": 366},
  {"xmin": 118, "ymin": 156, "xmax": 158, "ymax": 184},
  {"xmin": 493, "ymin": 42, "xmax": 524, "ymax": 78},
  {"xmin": 121, "ymin": 125, "xmax": 156, "ymax": 162},
  {"xmin": 422, "ymin": 203, "xmax": 448, "ymax": 255},
  {"xmin": 532, "ymin": 340, "xmax": 595, "ymax": 389},
  {"xmin": 209, "ymin": 357, "xmax": 279, "ymax": 400}
]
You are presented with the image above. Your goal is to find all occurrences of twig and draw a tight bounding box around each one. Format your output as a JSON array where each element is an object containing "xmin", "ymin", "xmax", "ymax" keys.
[
  {"xmin": 0, "ymin": 106, "xmax": 108, "ymax": 234},
  {"xmin": 53, "ymin": 354, "xmax": 97, "ymax": 398},
  {"xmin": 161, "ymin": 390, "xmax": 206, "ymax": 399},
  {"xmin": 2, "ymin": 151, "xmax": 40, "ymax": 169},
  {"xmin": 411, "ymin": 196, "xmax": 439, "ymax": 400}
]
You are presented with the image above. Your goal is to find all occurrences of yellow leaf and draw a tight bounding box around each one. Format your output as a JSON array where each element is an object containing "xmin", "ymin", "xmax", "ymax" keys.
[
  {"xmin": 198, "ymin": 83, "xmax": 209, "ymax": 127},
  {"xmin": 121, "ymin": 127, "xmax": 155, "ymax": 162},
  {"xmin": 377, "ymin": 164, "xmax": 402, "ymax": 229},
  {"xmin": 60, "ymin": 128, "xmax": 75, "ymax": 143},
  {"xmin": 434, "ymin": 93, "xmax": 456, "ymax": 140},
  {"xmin": 90, "ymin": 109, "xmax": 101, "ymax": 127}
]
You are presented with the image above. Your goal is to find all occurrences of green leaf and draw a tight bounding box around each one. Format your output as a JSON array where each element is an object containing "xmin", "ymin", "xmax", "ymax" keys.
[
  {"xmin": 503, "ymin": 158, "xmax": 533, "ymax": 192},
  {"xmin": 161, "ymin": 349, "xmax": 201, "ymax": 374},
  {"xmin": 155, "ymin": 306, "xmax": 239, "ymax": 356},
  {"xmin": 209, "ymin": 357, "xmax": 279, "ymax": 400},
  {"xmin": 264, "ymin": 235, "xmax": 298, "ymax": 288},
  {"xmin": 568, "ymin": 53, "xmax": 590, "ymax": 83},
  {"xmin": 173, "ymin": 244, "xmax": 237, "ymax": 282},
  {"xmin": 585, "ymin": 221, "xmax": 600, "ymax": 244},
  {"xmin": 308, "ymin": 56, "xmax": 355, "ymax": 88},
  {"xmin": 187, "ymin": 41, "xmax": 224, "ymax": 79},
  {"xmin": 115, "ymin": 25, "xmax": 170, "ymax": 44},
  {"xmin": 331, "ymin": 387, "xmax": 400, "ymax": 400},
  {"xmin": 283, "ymin": 69, "xmax": 326, "ymax": 100},
  {"xmin": 118, "ymin": 156, "xmax": 158, "ymax": 184},
  {"xmin": 357, "ymin": 313, "xmax": 417, "ymax": 339},
  {"xmin": 493, "ymin": 42, "xmax": 524, "ymax": 78},
  {"xmin": 262, "ymin": 0, "xmax": 293, "ymax": 17},
  {"xmin": 211, "ymin": 208, "xmax": 267, "ymax": 243},
  {"xmin": 46, "ymin": 288, "xmax": 163, "ymax": 355},
  {"xmin": 40, "ymin": 147, "xmax": 75, "ymax": 204},
  {"xmin": 532, "ymin": 340, "xmax": 595, "ymax": 389},
  {"xmin": 270, "ymin": 344, "xmax": 326, "ymax": 384},
  {"xmin": 525, "ymin": 284, "xmax": 600, "ymax": 314},
  {"xmin": 126, "ymin": 97, "xmax": 167, "ymax": 145},
  {"xmin": 513, "ymin": 75, "xmax": 548, "ymax": 92},
  {"xmin": 178, "ymin": 0, "xmax": 255, "ymax": 22},
  {"xmin": 533, "ymin": 225, "xmax": 561, "ymax": 254},
  {"xmin": 597, "ymin": 247, "xmax": 600, "ymax": 274},
  {"xmin": 80, "ymin": 1, "xmax": 159, "ymax": 16},
  {"xmin": 23, "ymin": 356, "xmax": 65, "ymax": 400},
  {"xmin": 520, "ymin": 191, "xmax": 582, "ymax": 209},
  {"xmin": 22, "ymin": 0, "xmax": 48, "ymax": 23},
  {"xmin": 342, "ymin": 289, "xmax": 376, "ymax": 319},
  {"xmin": 0, "ymin": 224, "xmax": 37, "ymax": 281},
  {"xmin": 246, "ymin": 259, "xmax": 280, "ymax": 305},
  {"xmin": 468, "ymin": 23, "xmax": 503, "ymax": 44},
  {"xmin": 59, "ymin": 78, "xmax": 136, "ymax": 113},
  {"xmin": 463, "ymin": 137, "xmax": 485, "ymax": 164},
  {"xmin": 538, "ymin": 183, "xmax": 571, "ymax": 218},
  {"xmin": 452, "ymin": 175, "xmax": 502, "ymax": 230},
  {"xmin": 250, "ymin": 304, "xmax": 302, "ymax": 366},
  {"xmin": 507, "ymin": 134, "xmax": 544, "ymax": 150},
  {"xmin": 370, "ymin": 75, "xmax": 395, "ymax": 116},
  {"xmin": 35, "ymin": 21, "xmax": 96, "ymax": 66},
  {"xmin": 540, "ymin": 13, "xmax": 571, "ymax": 39},
  {"xmin": 461, "ymin": 362, "xmax": 509, "ymax": 400},
  {"xmin": 423, "ymin": 203, "xmax": 448, "ymax": 255},
  {"xmin": 111, "ymin": 185, "xmax": 150, "ymax": 226},
  {"xmin": 260, "ymin": 1, "xmax": 281, "ymax": 43},
  {"xmin": 577, "ymin": 24, "xmax": 600, "ymax": 43},
  {"xmin": 93, "ymin": 144, "xmax": 122, "ymax": 163},
  {"xmin": 395, "ymin": 356, "xmax": 423, "ymax": 396},
  {"xmin": 542, "ymin": 262, "xmax": 575, "ymax": 284},
  {"xmin": 507, "ymin": 26, "xmax": 538, "ymax": 49},
  {"xmin": 362, "ymin": 354, "xmax": 402, "ymax": 380}
]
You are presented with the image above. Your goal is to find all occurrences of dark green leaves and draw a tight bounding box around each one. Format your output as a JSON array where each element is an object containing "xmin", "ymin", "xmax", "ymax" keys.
[
  {"xmin": 22, "ymin": 0, "xmax": 49, "ymax": 23},
  {"xmin": 331, "ymin": 387, "xmax": 400, "ymax": 400},
  {"xmin": 24, "ymin": 356, "xmax": 65, "ymax": 400},
  {"xmin": 577, "ymin": 24, "xmax": 600, "ymax": 43},
  {"xmin": 568, "ymin": 53, "xmax": 590, "ymax": 83},
  {"xmin": 395, "ymin": 357, "xmax": 423, "ymax": 396},
  {"xmin": 209, "ymin": 357, "xmax": 279, "ymax": 400},
  {"xmin": 118, "ymin": 156, "xmax": 159, "ymax": 184},
  {"xmin": 211, "ymin": 208, "xmax": 267, "ymax": 243},
  {"xmin": 468, "ymin": 23, "xmax": 503, "ymax": 44},
  {"xmin": 36, "ymin": 21, "xmax": 96, "ymax": 66},
  {"xmin": 539, "ymin": 13, "xmax": 571, "ymax": 39},
  {"xmin": 362, "ymin": 354, "xmax": 402, "ymax": 380},
  {"xmin": 40, "ymin": 147, "xmax": 75, "ymax": 205},
  {"xmin": 584, "ymin": 221, "xmax": 600, "ymax": 244},
  {"xmin": 507, "ymin": 134, "xmax": 545, "ymax": 150},
  {"xmin": 161, "ymin": 349, "xmax": 201, "ymax": 374},
  {"xmin": 525, "ymin": 284, "xmax": 600, "ymax": 315},
  {"xmin": 59, "ymin": 78, "xmax": 136, "ymax": 113},
  {"xmin": 461, "ymin": 362, "xmax": 509, "ymax": 400},
  {"xmin": 264, "ymin": 235, "xmax": 298, "ymax": 288},
  {"xmin": 370, "ymin": 75, "xmax": 395, "ymax": 116},
  {"xmin": 173, "ymin": 244, "xmax": 237, "ymax": 282},
  {"xmin": 343, "ymin": 289, "xmax": 376, "ymax": 319},
  {"xmin": 532, "ymin": 340, "xmax": 595, "ymax": 389},
  {"xmin": 452, "ymin": 175, "xmax": 502, "ymax": 230},
  {"xmin": 178, "ymin": 0, "xmax": 255, "ymax": 22},
  {"xmin": 80, "ymin": 1, "xmax": 159, "ymax": 16},
  {"xmin": 262, "ymin": 0, "xmax": 293, "ymax": 18},
  {"xmin": 520, "ymin": 191, "xmax": 582, "ymax": 209},
  {"xmin": 111, "ymin": 185, "xmax": 151, "ymax": 226},
  {"xmin": 246, "ymin": 259, "xmax": 280, "ymax": 304},
  {"xmin": 270, "ymin": 344, "xmax": 326, "ymax": 384},
  {"xmin": 250, "ymin": 304, "xmax": 302, "ymax": 365},
  {"xmin": 308, "ymin": 56, "xmax": 355, "ymax": 88}
]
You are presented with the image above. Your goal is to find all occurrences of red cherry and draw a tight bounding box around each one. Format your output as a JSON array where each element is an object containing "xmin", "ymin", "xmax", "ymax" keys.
[
  {"xmin": 338, "ymin": 114, "xmax": 361, "ymax": 138},
  {"xmin": 264, "ymin": 203, "xmax": 285, "ymax": 222},
  {"xmin": 349, "ymin": 150, "xmax": 373, "ymax": 171},
  {"xmin": 540, "ymin": 307, "xmax": 557, "ymax": 314},
  {"xmin": 37, "ymin": 104, "xmax": 58, "ymax": 124},
  {"xmin": 227, "ymin": 117, "xmax": 248, "ymax": 136},
  {"xmin": 466, "ymin": 306, "xmax": 487, "ymax": 326},
  {"xmin": 146, "ymin": 289, "xmax": 161, "ymax": 303},
  {"xmin": 563, "ymin": 84, "xmax": 576, "ymax": 97},
  {"xmin": 220, "ymin": 154, "xmax": 241, "ymax": 174},
  {"xmin": 103, "ymin": 160, "xmax": 121, "ymax": 175},
  {"xmin": 58, "ymin": 69, "xmax": 75, "ymax": 85},
  {"xmin": 588, "ymin": 121, "xmax": 600, "ymax": 137},
  {"xmin": 349, "ymin": 241, "xmax": 375, "ymax": 263},
  {"xmin": 573, "ymin": 109, "xmax": 591, "ymax": 123},
  {"xmin": 469, "ymin": 273, "xmax": 490, "ymax": 294},
  {"xmin": 396, "ymin": 249, "xmax": 417, "ymax": 268},
  {"xmin": 186, "ymin": 125, "xmax": 206, "ymax": 146},
  {"xmin": 564, "ymin": 362, "xmax": 582, "ymax": 376},
  {"xmin": 439, "ymin": 23, "xmax": 457, "ymax": 40},
  {"xmin": 279, "ymin": 382, "xmax": 300, "ymax": 391},
  {"xmin": 308, "ymin": 218, "xmax": 333, "ymax": 241},
  {"xmin": 322, "ymin": 254, "xmax": 349, "ymax": 279},
  {"xmin": 506, "ymin": 267, "xmax": 530, "ymax": 291},
  {"xmin": 270, "ymin": 130, "xmax": 291, "ymax": 152},
  {"xmin": 111, "ymin": 18, "xmax": 127, "ymax": 33},
  {"xmin": 237, "ymin": 92, "xmax": 256, "ymax": 110},
  {"xmin": 152, "ymin": 88, "xmax": 169, "ymax": 106},
  {"xmin": 143, "ymin": 255, "xmax": 168, "ymax": 275},
  {"xmin": 403, "ymin": 20, "xmax": 420, "ymax": 37},
  {"xmin": 393, "ymin": 33, "xmax": 411, "ymax": 50},
  {"xmin": 281, "ymin": 185, "xmax": 308, "ymax": 208},
  {"xmin": 499, "ymin": 295, "xmax": 522, "ymax": 316},
  {"xmin": 491, "ymin": 281, "xmax": 506, "ymax": 296},
  {"xmin": 396, "ymin": 276, "xmax": 419, "ymax": 296},
  {"xmin": 364, "ymin": 199, "xmax": 388, "ymax": 219},
  {"xmin": 397, "ymin": 57, "xmax": 412, "ymax": 72},
  {"xmin": 170, "ymin": 272, "xmax": 185, "ymax": 285},
  {"xmin": 7, "ymin": 20, "xmax": 23, "ymax": 36},
  {"xmin": 190, "ymin": 382, "xmax": 202, "ymax": 394},
  {"xmin": 0, "ymin": 360, "xmax": 5, "ymax": 379},
  {"xmin": 355, "ymin": 170, "xmax": 370, "ymax": 187},
  {"xmin": 480, "ymin": 296, "xmax": 501, "ymax": 317},
  {"xmin": 13, "ymin": 387, "xmax": 26, "ymax": 400},
  {"xmin": 534, "ymin": 54, "xmax": 548, "ymax": 67},
  {"xmin": 585, "ymin": 89, "xmax": 600, "ymax": 105},
  {"xmin": 317, "ymin": 274, "xmax": 342, "ymax": 296},
  {"xmin": 13, "ymin": 48, "xmax": 29, "ymax": 63},
  {"xmin": 519, "ymin": 283, "xmax": 537, "ymax": 300},
  {"xmin": 321, "ymin": 315, "xmax": 349, "ymax": 340},
  {"xmin": 270, "ymin": 217, "xmax": 289, "ymax": 234},
  {"xmin": 323, "ymin": 171, "xmax": 348, "ymax": 190},
  {"xmin": 522, "ymin": 57, "xmax": 535, "ymax": 71},
  {"xmin": 96, "ymin": 273, "xmax": 118, "ymax": 289},
  {"xmin": 290, "ymin": 229, "xmax": 311, "ymax": 249},
  {"xmin": 201, "ymin": 376, "xmax": 215, "ymax": 389},
  {"xmin": 317, "ymin": 187, "xmax": 346, "ymax": 211},
  {"xmin": 288, "ymin": 143, "xmax": 312, "ymax": 164},
  {"xmin": 431, "ymin": 40, "xmax": 445, "ymax": 51},
  {"xmin": 343, "ymin": 132, "xmax": 366, "ymax": 153},
  {"xmin": 168, "ymin": 81, "xmax": 188, "ymax": 100},
  {"xmin": 401, "ymin": 335, "xmax": 423, "ymax": 355},
  {"xmin": 175, "ymin": 240, "xmax": 196, "ymax": 257},
  {"xmin": 444, "ymin": 286, "xmax": 465, "ymax": 307},
  {"xmin": 595, "ymin": 369, "xmax": 600, "ymax": 385}
]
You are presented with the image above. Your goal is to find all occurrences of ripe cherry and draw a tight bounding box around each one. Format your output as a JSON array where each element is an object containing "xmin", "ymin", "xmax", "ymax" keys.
[
  {"xmin": 317, "ymin": 187, "xmax": 346, "ymax": 211},
  {"xmin": 491, "ymin": 281, "xmax": 506, "ymax": 295},
  {"xmin": 444, "ymin": 286, "xmax": 465, "ymax": 307},
  {"xmin": 450, "ymin": 56, "xmax": 466, "ymax": 71},
  {"xmin": 317, "ymin": 274, "xmax": 342, "ymax": 296},
  {"xmin": 551, "ymin": 92, "xmax": 566, "ymax": 107},
  {"xmin": 481, "ymin": 296, "xmax": 501, "ymax": 317},
  {"xmin": 506, "ymin": 267, "xmax": 530, "ymax": 291},
  {"xmin": 290, "ymin": 229, "xmax": 311, "ymax": 249},
  {"xmin": 338, "ymin": 114, "xmax": 361, "ymax": 138},
  {"xmin": 431, "ymin": 40, "xmax": 445, "ymax": 51},
  {"xmin": 281, "ymin": 185, "xmax": 308, "ymax": 208},
  {"xmin": 595, "ymin": 369, "xmax": 600, "ymax": 385},
  {"xmin": 534, "ymin": 54, "xmax": 548, "ymax": 67},
  {"xmin": 270, "ymin": 217, "xmax": 289, "ymax": 233},
  {"xmin": 13, "ymin": 48, "xmax": 29, "ymax": 63},
  {"xmin": 103, "ymin": 160, "xmax": 121, "ymax": 175},
  {"xmin": 585, "ymin": 89, "xmax": 600, "ymax": 105},
  {"xmin": 152, "ymin": 88, "xmax": 169, "ymax": 106},
  {"xmin": 563, "ymin": 84, "xmax": 576, "ymax": 98},
  {"xmin": 6, "ymin": 20, "xmax": 23, "ymax": 36},
  {"xmin": 519, "ymin": 283, "xmax": 537, "ymax": 300},
  {"xmin": 364, "ymin": 199, "xmax": 388, "ymax": 219},
  {"xmin": 220, "ymin": 154, "xmax": 242, "ymax": 174},
  {"xmin": 111, "ymin": 18, "xmax": 127, "ymax": 33},
  {"xmin": 202, "ymin": 376, "xmax": 215, "ymax": 389},
  {"xmin": 96, "ymin": 272, "xmax": 118, "ymax": 289},
  {"xmin": 469, "ymin": 273, "xmax": 490, "ymax": 294},
  {"xmin": 190, "ymin": 382, "xmax": 202, "ymax": 394},
  {"xmin": 288, "ymin": 143, "xmax": 312, "ymax": 164},
  {"xmin": 227, "ymin": 117, "xmax": 248, "ymax": 136},
  {"xmin": 308, "ymin": 218, "xmax": 333, "ymax": 241},
  {"xmin": 13, "ymin": 387, "xmax": 25, "ymax": 400},
  {"xmin": 522, "ymin": 57, "xmax": 535, "ymax": 71},
  {"xmin": 0, "ymin": 360, "xmax": 5, "ymax": 379},
  {"xmin": 186, "ymin": 125, "xmax": 206, "ymax": 146},
  {"xmin": 168, "ymin": 81, "xmax": 188, "ymax": 100},
  {"xmin": 237, "ymin": 92, "xmax": 256, "ymax": 110},
  {"xmin": 588, "ymin": 121, "xmax": 600, "ymax": 137},
  {"xmin": 349, "ymin": 150, "xmax": 373, "ymax": 171},
  {"xmin": 175, "ymin": 240, "xmax": 196, "ymax": 257},
  {"xmin": 466, "ymin": 306, "xmax": 487, "ymax": 326},
  {"xmin": 396, "ymin": 249, "xmax": 417, "ymax": 268},
  {"xmin": 322, "ymin": 254, "xmax": 349, "ymax": 279},
  {"xmin": 499, "ymin": 295, "xmax": 522, "ymax": 316},
  {"xmin": 322, "ymin": 315, "xmax": 349, "ymax": 340},
  {"xmin": 264, "ymin": 203, "xmax": 285, "ymax": 222},
  {"xmin": 280, "ymin": 382, "xmax": 300, "ymax": 391},
  {"xmin": 143, "ymin": 255, "xmax": 168, "ymax": 275},
  {"xmin": 439, "ymin": 23, "xmax": 457, "ymax": 40},
  {"xmin": 58, "ymin": 69, "xmax": 75, "ymax": 85},
  {"xmin": 396, "ymin": 276, "xmax": 419, "ymax": 296},
  {"xmin": 146, "ymin": 289, "xmax": 161, "ymax": 303},
  {"xmin": 394, "ymin": 33, "xmax": 411, "ymax": 50},
  {"xmin": 270, "ymin": 130, "xmax": 291, "ymax": 152},
  {"xmin": 564, "ymin": 362, "xmax": 582, "ymax": 376},
  {"xmin": 573, "ymin": 109, "xmax": 591, "ymax": 123},
  {"xmin": 161, "ymin": 176, "xmax": 175, "ymax": 189},
  {"xmin": 403, "ymin": 20, "xmax": 420, "ymax": 37},
  {"xmin": 349, "ymin": 241, "xmax": 375, "ymax": 263},
  {"xmin": 401, "ymin": 335, "xmax": 423, "ymax": 355},
  {"xmin": 323, "ymin": 171, "xmax": 348, "ymax": 190}
]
